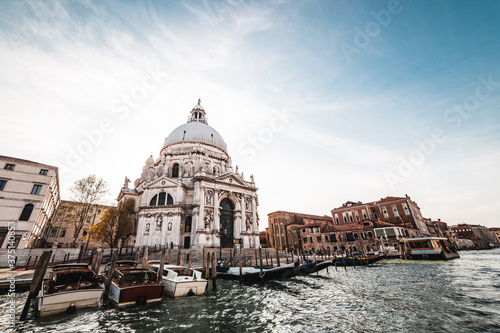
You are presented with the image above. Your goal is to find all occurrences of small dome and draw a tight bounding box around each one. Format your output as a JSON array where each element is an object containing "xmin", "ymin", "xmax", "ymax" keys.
[
  {"xmin": 163, "ymin": 121, "xmax": 227, "ymax": 152},
  {"xmin": 146, "ymin": 155, "xmax": 154, "ymax": 164}
]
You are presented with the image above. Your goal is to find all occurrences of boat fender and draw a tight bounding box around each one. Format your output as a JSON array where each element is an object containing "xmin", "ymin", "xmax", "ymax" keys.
[
  {"xmin": 188, "ymin": 289, "xmax": 195, "ymax": 296},
  {"xmin": 66, "ymin": 303, "xmax": 77, "ymax": 314}
]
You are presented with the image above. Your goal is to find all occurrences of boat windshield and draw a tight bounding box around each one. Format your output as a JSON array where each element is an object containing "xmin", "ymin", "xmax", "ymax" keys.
[
  {"xmin": 120, "ymin": 271, "xmax": 155, "ymax": 284},
  {"xmin": 407, "ymin": 240, "xmax": 433, "ymax": 249},
  {"xmin": 54, "ymin": 271, "xmax": 93, "ymax": 286}
]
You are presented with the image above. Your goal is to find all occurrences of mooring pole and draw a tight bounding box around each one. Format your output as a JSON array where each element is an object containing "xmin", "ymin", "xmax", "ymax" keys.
[
  {"xmin": 20, "ymin": 250, "xmax": 52, "ymax": 321},
  {"xmin": 157, "ymin": 248, "xmax": 166, "ymax": 283},
  {"xmin": 211, "ymin": 252, "xmax": 217, "ymax": 291}
]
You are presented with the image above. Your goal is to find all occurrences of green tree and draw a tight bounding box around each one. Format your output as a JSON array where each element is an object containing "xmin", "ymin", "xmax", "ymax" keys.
[
  {"xmin": 67, "ymin": 175, "xmax": 109, "ymax": 247},
  {"xmin": 88, "ymin": 199, "xmax": 135, "ymax": 248}
]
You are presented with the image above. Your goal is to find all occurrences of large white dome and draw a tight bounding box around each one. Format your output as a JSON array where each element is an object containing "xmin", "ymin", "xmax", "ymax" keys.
[{"xmin": 163, "ymin": 120, "xmax": 227, "ymax": 152}]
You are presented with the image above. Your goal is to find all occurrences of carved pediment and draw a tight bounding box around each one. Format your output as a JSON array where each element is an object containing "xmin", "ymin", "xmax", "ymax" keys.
[
  {"xmin": 216, "ymin": 174, "xmax": 246, "ymax": 186},
  {"xmin": 144, "ymin": 176, "xmax": 179, "ymax": 189}
]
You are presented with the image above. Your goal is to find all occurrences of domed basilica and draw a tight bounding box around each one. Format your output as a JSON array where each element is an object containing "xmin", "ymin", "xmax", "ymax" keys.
[{"xmin": 119, "ymin": 101, "xmax": 260, "ymax": 249}]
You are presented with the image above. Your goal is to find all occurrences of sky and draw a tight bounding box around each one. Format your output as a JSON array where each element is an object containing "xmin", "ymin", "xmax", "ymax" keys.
[{"xmin": 1, "ymin": 0, "xmax": 499, "ymax": 229}]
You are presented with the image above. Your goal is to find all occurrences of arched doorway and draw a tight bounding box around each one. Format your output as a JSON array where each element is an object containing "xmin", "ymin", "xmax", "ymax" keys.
[{"xmin": 220, "ymin": 199, "xmax": 234, "ymax": 248}]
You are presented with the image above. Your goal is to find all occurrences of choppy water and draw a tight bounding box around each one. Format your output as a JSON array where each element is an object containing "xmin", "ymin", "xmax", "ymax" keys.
[{"xmin": 1, "ymin": 249, "xmax": 499, "ymax": 333}]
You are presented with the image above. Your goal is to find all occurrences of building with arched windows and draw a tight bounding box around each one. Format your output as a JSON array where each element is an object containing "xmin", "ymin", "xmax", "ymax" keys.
[
  {"xmin": 118, "ymin": 101, "xmax": 260, "ymax": 249},
  {"xmin": 0, "ymin": 155, "xmax": 60, "ymax": 249}
]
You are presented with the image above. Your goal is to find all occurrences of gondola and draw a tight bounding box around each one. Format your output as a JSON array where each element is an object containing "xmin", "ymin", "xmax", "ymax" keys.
[{"xmin": 216, "ymin": 263, "xmax": 295, "ymax": 282}]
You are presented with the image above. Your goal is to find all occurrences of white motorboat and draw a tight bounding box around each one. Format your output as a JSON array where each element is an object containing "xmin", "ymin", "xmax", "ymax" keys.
[
  {"xmin": 36, "ymin": 263, "xmax": 103, "ymax": 317},
  {"xmin": 149, "ymin": 262, "xmax": 207, "ymax": 297}
]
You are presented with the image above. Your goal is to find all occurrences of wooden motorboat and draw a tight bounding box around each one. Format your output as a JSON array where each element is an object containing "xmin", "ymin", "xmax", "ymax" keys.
[
  {"xmin": 404, "ymin": 237, "xmax": 460, "ymax": 260},
  {"xmin": 103, "ymin": 261, "xmax": 163, "ymax": 307},
  {"xmin": 36, "ymin": 263, "xmax": 103, "ymax": 317},
  {"xmin": 217, "ymin": 263, "xmax": 295, "ymax": 282},
  {"xmin": 149, "ymin": 262, "xmax": 207, "ymax": 297}
]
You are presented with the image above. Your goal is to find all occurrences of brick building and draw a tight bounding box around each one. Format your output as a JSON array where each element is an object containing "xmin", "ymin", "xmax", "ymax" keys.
[{"xmin": 451, "ymin": 224, "xmax": 500, "ymax": 249}]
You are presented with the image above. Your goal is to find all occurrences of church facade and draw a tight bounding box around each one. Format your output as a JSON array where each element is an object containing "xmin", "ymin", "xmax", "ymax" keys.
[{"xmin": 118, "ymin": 102, "xmax": 260, "ymax": 249}]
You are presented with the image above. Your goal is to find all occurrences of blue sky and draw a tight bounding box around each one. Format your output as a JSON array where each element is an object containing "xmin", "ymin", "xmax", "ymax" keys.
[{"xmin": 1, "ymin": 0, "xmax": 499, "ymax": 228}]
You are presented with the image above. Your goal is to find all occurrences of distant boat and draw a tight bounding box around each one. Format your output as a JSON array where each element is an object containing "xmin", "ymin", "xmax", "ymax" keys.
[
  {"xmin": 335, "ymin": 253, "xmax": 384, "ymax": 266},
  {"xmin": 36, "ymin": 263, "xmax": 103, "ymax": 317},
  {"xmin": 149, "ymin": 261, "xmax": 207, "ymax": 297},
  {"xmin": 217, "ymin": 263, "xmax": 295, "ymax": 282},
  {"xmin": 404, "ymin": 237, "xmax": 460, "ymax": 260},
  {"xmin": 103, "ymin": 261, "xmax": 164, "ymax": 307}
]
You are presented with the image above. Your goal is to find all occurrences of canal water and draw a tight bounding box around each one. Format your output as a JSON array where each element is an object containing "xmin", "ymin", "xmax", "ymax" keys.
[{"xmin": 1, "ymin": 248, "xmax": 499, "ymax": 332}]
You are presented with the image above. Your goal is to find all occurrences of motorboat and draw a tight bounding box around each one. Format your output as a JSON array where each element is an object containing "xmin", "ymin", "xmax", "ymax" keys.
[
  {"xmin": 149, "ymin": 261, "xmax": 207, "ymax": 297},
  {"xmin": 335, "ymin": 253, "xmax": 384, "ymax": 266},
  {"xmin": 36, "ymin": 263, "xmax": 103, "ymax": 316},
  {"xmin": 103, "ymin": 261, "xmax": 163, "ymax": 307},
  {"xmin": 404, "ymin": 237, "xmax": 460, "ymax": 260}
]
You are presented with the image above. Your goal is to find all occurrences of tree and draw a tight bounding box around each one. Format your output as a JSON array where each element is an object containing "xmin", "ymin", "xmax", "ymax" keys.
[
  {"xmin": 88, "ymin": 199, "xmax": 135, "ymax": 248},
  {"xmin": 67, "ymin": 175, "xmax": 109, "ymax": 248}
]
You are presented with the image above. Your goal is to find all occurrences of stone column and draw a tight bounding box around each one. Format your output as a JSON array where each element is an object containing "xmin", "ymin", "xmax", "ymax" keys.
[
  {"xmin": 252, "ymin": 196, "xmax": 259, "ymax": 246},
  {"xmin": 199, "ymin": 186, "xmax": 205, "ymax": 231},
  {"xmin": 214, "ymin": 189, "xmax": 220, "ymax": 230}
]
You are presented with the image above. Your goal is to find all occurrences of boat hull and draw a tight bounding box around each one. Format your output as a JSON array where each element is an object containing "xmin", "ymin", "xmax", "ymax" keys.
[
  {"xmin": 408, "ymin": 251, "xmax": 460, "ymax": 260},
  {"xmin": 37, "ymin": 288, "xmax": 103, "ymax": 317},
  {"xmin": 108, "ymin": 283, "xmax": 164, "ymax": 307},
  {"xmin": 335, "ymin": 255, "xmax": 384, "ymax": 266},
  {"xmin": 217, "ymin": 265, "xmax": 295, "ymax": 282},
  {"xmin": 163, "ymin": 280, "xmax": 207, "ymax": 297}
]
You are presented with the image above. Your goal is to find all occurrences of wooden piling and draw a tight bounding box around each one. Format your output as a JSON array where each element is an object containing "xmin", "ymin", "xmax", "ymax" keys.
[
  {"xmin": 254, "ymin": 249, "xmax": 258, "ymax": 266},
  {"xmin": 239, "ymin": 246, "xmax": 243, "ymax": 284},
  {"xmin": 103, "ymin": 251, "xmax": 119, "ymax": 304},
  {"xmin": 142, "ymin": 247, "xmax": 149, "ymax": 268},
  {"xmin": 202, "ymin": 246, "xmax": 206, "ymax": 278},
  {"xmin": 177, "ymin": 249, "xmax": 181, "ymax": 266},
  {"xmin": 265, "ymin": 251, "xmax": 269, "ymax": 267},
  {"xmin": 188, "ymin": 252, "xmax": 192, "ymax": 268},
  {"xmin": 259, "ymin": 248, "xmax": 264, "ymax": 282},
  {"xmin": 205, "ymin": 251, "xmax": 211, "ymax": 279},
  {"xmin": 211, "ymin": 252, "xmax": 217, "ymax": 291},
  {"xmin": 180, "ymin": 252, "xmax": 184, "ymax": 267},
  {"xmin": 270, "ymin": 254, "xmax": 273, "ymax": 267},
  {"xmin": 275, "ymin": 248, "xmax": 281, "ymax": 267},
  {"xmin": 135, "ymin": 249, "xmax": 140, "ymax": 263},
  {"xmin": 20, "ymin": 250, "xmax": 52, "ymax": 321},
  {"xmin": 157, "ymin": 248, "xmax": 166, "ymax": 283},
  {"xmin": 91, "ymin": 249, "xmax": 103, "ymax": 275}
]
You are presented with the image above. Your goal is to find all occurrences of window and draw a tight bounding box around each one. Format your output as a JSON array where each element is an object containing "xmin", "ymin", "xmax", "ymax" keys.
[
  {"xmin": 4, "ymin": 164, "xmax": 14, "ymax": 170},
  {"xmin": 353, "ymin": 233, "xmax": 359, "ymax": 239},
  {"xmin": 39, "ymin": 169, "xmax": 48, "ymax": 175},
  {"xmin": 335, "ymin": 214, "xmax": 339, "ymax": 224},
  {"xmin": 324, "ymin": 235, "xmax": 329, "ymax": 241},
  {"xmin": 185, "ymin": 216, "xmax": 192, "ymax": 233},
  {"xmin": 316, "ymin": 236, "xmax": 322, "ymax": 242},
  {"xmin": 60, "ymin": 229, "xmax": 66, "ymax": 237},
  {"xmin": 82, "ymin": 230, "xmax": 87, "ymax": 236},
  {"xmin": 330, "ymin": 234, "xmax": 336, "ymax": 242},
  {"xmin": 167, "ymin": 194, "xmax": 174, "ymax": 205},
  {"xmin": 31, "ymin": 184, "xmax": 42, "ymax": 195},
  {"xmin": 349, "ymin": 215, "xmax": 354, "ymax": 222},
  {"xmin": 158, "ymin": 192, "xmax": 166, "ymax": 205},
  {"xmin": 303, "ymin": 237, "xmax": 308, "ymax": 244},
  {"xmin": 392, "ymin": 205, "xmax": 399, "ymax": 217},
  {"xmin": 361, "ymin": 232, "xmax": 367, "ymax": 239},
  {"xmin": 0, "ymin": 180, "xmax": 6, "ymax": 191},
  {"xmin": 50, "ymin": 228, "xmax": 58, "ymax": 237},
  {"xmin": 172, "ymin": 164, "xmax": 179, "ymax": 178},
  {"xmin": 150, "ymin": 195, "xmax": 158, "ymax": 206},
  {"xmin": 382, "ymin": 206, "xmax": 389, "ymax": 218},
  {"xmin": 402, "ymin": 203, "xmax": 411, "ymax": 215},
  {"xmin": 309, "ymin": 237, "xmax": 313, "ymax": 243},
  {"xmin": 343, "ymin": 216, "xmax": 348, "ymax": 223},
  {"xmin": 368, "ymin": 231, "xmax": 373, "ymax": 238},
  {"xmin": 346, "ymin": 232, "xmax": 355, "ymax": 242},
  {"xmin": 19, "ymin": 204, "xmax": 34, "ymax": 221}
]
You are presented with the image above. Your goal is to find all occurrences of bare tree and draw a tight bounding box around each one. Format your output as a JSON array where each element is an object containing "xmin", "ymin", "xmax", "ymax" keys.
[
  {"xmin": 67, "ymin": 175, "xmax": 109, "ymax": 248},
  {"xmin": 88, "ymin": 199, "xmax": 135, "ymax": 248}
]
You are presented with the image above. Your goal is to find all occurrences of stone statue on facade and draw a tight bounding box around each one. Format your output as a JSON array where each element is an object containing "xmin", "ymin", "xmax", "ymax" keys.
[{"xmin": 123, "ymin": 176, "xmax": 131, "ymax": 188}]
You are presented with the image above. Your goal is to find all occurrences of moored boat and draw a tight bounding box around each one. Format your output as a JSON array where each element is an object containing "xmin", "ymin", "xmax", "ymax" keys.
[
  {"xmin": 149, "ymin": 262, "xmax": 207, "ymax": 297},
  {"xmin": 36, "ymin": 263, "xmax": 103, "ymax": 317},
  {"xmin": 292, "ymin": 259, "xmax": 333, "ymax": 276},
  {"xmin": 404, "ymin": 237, "xmax": 460, "ymax": 260},
  {"xmin": 103, "ymin": 261, "xmax": 163, "ymax": 307},
  {"xmin": 217, "ymin": 263, "xmax": 295, "ymax": 282},
  {"xmin": 335, "ymin": 253, "xmax": 384, "ymax": 266}
]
